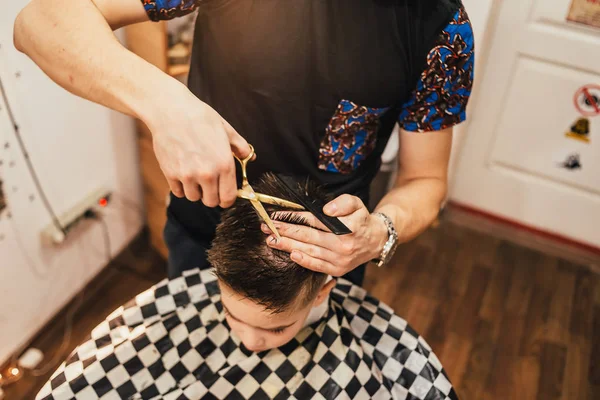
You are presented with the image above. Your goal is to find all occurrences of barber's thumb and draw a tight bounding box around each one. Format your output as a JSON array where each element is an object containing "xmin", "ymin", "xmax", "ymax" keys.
[
  {"xmin": 324, "ymin": 194, "xmax": 361, "ymax": 216},
  {"xmin": 232, "ymin": 141, "xmax": 255, "ymax": 160},
  {"xmin": 225, "ymin": 123, "xmax": 254, "ymax": 160},
  {"xmin": 324, "ymin": 200, "xmax": 340, "ymax": 216}
]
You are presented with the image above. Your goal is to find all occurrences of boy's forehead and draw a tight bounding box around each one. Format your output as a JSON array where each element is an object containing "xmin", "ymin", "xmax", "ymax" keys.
[{"xmin": 218, "ymin": 281, "xmax": 304, "ymax": 327}]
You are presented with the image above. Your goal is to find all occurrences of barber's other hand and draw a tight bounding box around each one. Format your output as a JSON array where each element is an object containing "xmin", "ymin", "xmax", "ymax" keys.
[
  {"xmin": 263, "ymin": 194, "xmax": 389, "ymax": 276},
  {"xmin": 146, "ymin": 85, "xmax": 251, "ymax": 208}
]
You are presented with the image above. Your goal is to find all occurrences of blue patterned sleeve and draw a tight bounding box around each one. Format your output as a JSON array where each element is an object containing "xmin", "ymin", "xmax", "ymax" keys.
[
  {"xmin": 142, "ymin": 0, "xmax": 201, "ymax": 21},
  {"xmin": 398, "ymin": 7, "xmax": 475, "ymax": 132}
]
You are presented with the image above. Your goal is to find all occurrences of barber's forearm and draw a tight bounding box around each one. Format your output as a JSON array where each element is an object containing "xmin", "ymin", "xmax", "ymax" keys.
[
  {"xmin": 13, "ymin": 0, "xmax": 181, "ymax": 122},
  {"xmin": 374, "ymin": 177, "xmax": 447, "ymax": 244}
]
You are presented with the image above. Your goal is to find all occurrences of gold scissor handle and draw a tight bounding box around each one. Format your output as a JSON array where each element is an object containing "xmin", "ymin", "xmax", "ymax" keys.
[{"xmin": 233, "ymin": 144, "xmax": 255, "ymax": 186}]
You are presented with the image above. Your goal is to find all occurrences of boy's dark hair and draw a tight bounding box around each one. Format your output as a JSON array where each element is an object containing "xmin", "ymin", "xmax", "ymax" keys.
[{"xmin": 208, "ymin": 173, "xmax": 330, "ymax": 314}]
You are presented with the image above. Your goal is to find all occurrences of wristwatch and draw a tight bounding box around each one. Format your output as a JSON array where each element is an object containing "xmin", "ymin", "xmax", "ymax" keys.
[{"xmin": 372, "ymin": 212, "xmax": 399, "ymax": 268}]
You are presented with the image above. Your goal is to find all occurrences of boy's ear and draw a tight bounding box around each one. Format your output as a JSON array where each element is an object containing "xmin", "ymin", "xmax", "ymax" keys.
[{"xmin": 313, "ymin": 278, "xmax": 336, "ymax": 307}]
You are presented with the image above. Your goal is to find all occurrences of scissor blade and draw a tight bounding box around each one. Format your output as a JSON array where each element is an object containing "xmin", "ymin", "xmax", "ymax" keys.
[
  {"xmin": 254, "ymin": 194, "xmax": 305, "ymax": 210},
  {"xmin": 249, "ymin": 198, "xmax": 281, "ymax": 239},
  {"xmin": 237, "ymin": 190, "xmax": 305, "ymax": 211}
]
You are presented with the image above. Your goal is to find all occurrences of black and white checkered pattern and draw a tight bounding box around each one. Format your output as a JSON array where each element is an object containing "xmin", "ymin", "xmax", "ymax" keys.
[{"xmin": 37, "ymin": 269, "xmax": 458, "ymax": 400}]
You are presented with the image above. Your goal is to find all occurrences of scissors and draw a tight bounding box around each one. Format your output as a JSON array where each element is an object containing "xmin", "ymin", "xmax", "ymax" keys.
[{"xmin": 234, "ymin": 145, "xmax": 305, "ymax": 239}]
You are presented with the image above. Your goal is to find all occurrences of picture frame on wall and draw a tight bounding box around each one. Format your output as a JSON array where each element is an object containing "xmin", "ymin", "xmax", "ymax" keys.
[{"xmin": 567, "ymin": 0, "xmax": 600, "ymax": 29}]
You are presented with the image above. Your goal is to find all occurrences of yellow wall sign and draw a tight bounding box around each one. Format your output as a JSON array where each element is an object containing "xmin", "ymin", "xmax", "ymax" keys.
[
  {"xmin": 568, "ymin": 0, "xmax": 600, "ymax": 29},
  {"xmin": 566, "ymin": 117, "xmax": 591, "ymax": 143}
]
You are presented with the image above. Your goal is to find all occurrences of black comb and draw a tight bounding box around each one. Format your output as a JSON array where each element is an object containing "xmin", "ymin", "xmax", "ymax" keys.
[{"xmin": 274, "ymin": 174, "xmax": 352, "ymax": 235}]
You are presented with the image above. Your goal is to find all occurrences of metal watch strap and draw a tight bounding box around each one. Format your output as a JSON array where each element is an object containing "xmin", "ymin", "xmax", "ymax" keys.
[{"xmin": 372, "ymin": 212, "xmax": 398, "ymax": 268}]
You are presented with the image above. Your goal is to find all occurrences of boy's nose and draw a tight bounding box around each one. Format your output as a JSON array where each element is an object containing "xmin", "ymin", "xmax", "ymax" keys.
[{"xmin": 240, "ymin": 330, "xmax": 266, "ymax": 352}]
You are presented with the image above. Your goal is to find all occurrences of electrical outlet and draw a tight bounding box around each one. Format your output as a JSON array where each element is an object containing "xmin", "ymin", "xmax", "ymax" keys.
[{"xmin": 41, "ymin": 188, "xmax": 111, "ymax": 245}]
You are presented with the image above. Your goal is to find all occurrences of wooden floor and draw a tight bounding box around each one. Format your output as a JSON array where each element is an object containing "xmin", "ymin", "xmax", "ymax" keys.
[
  {"xmin": 4, "ymin": 217, "xmax": 600, "ymax": 399},
  {"xmin": 364, "ymin": 218, "xmax": 600, "ymax": 400}
]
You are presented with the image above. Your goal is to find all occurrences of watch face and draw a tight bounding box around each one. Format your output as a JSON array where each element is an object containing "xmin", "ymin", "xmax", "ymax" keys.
[
  {"xmin": 385, "ymin": 241, "xmax": 399, "ymax": 264},
  {"xmin": 373, "ymin": 212, "xmax": 398, "ymax": 266}
]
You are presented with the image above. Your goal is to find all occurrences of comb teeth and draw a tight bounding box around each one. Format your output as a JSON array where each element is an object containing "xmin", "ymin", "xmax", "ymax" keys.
[
  {"xmin": 275, "ymin": 175, "xmax": 302, "ymax": 202},
  {"xmin": 273, "ymin": 174, "xmax": 352, "ymax": 235}
]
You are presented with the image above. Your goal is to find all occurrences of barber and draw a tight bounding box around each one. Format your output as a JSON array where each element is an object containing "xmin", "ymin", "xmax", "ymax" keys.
[{"xmin": 14, "ymin": 0, "xmax": 474, "ymax": 286}]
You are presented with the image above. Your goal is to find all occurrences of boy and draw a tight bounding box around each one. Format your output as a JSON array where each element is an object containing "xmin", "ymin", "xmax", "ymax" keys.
[{"xmin": 37, "ymin": 175, "xmax": 458, "ymax": 400}]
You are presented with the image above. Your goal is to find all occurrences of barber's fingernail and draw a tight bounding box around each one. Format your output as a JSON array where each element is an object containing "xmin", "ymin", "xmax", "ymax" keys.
[
  {"xmin": 324, "ymin": 203, "xmax": 337, "ymax": 215},
  {"xmin": 261, "ymin": 224, "xmax": 270, "ymax": 233},
  {"xmin": 268, "ymin": 236, "xmax": 278, "ymax": 245},
  {"xmin": 291, "ymin": 252, "xmax": 302, "ymax": 262}
]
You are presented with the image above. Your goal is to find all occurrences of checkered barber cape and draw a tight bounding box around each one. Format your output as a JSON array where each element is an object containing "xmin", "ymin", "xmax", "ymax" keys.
[{"xmin": 37, "ymin": 269, "xmax": 458, "ymax": 400}]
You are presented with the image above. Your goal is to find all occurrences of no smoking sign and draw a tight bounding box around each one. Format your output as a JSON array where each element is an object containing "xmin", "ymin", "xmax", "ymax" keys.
[{"xmin": 573, "ymin": 84, "xmax": 600, "ymax": 117}]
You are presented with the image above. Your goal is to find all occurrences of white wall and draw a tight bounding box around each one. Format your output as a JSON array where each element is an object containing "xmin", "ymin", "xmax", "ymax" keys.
[{"xmin": 0, "ymin": 3, "xmax": 144, "ymax": 364}]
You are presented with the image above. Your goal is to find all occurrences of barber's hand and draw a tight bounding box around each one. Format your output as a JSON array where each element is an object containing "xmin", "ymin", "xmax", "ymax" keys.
[
  {"xmin": 147, "ymin": 86, "xmax": 251, "ymax": 208},
  {"xmin": 262, "ymin": 195, "xmax": 389, "ymax": 276}
]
